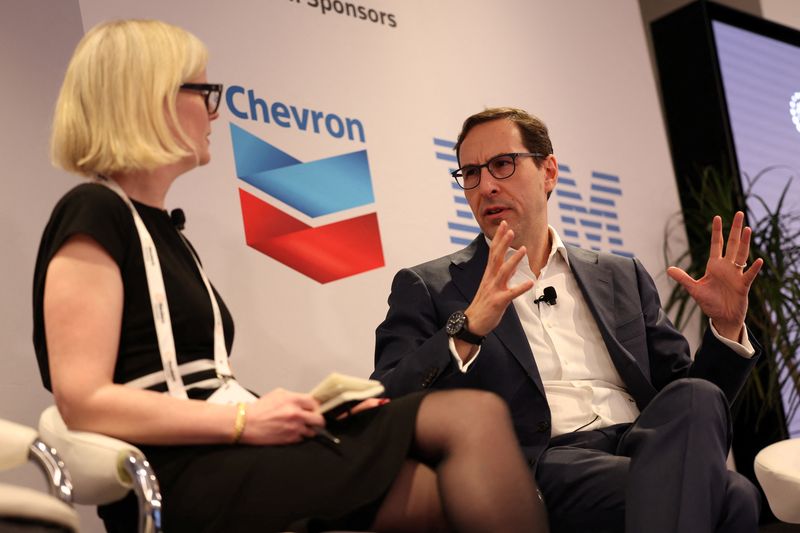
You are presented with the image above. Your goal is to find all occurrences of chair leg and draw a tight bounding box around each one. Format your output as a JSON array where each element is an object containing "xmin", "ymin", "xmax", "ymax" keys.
[
  {"xmin": 29, "ymin": 439, "xmax": 73, "ymax": 505},
  {"xmin": 120, "ymin": 454, "xmax": 163, "ymax": 533}
]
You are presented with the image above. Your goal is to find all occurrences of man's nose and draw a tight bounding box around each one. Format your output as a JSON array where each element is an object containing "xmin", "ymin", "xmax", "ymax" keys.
[{"xmin": 477, "ymin": 167, "xmax": 500, "ymax": 194}]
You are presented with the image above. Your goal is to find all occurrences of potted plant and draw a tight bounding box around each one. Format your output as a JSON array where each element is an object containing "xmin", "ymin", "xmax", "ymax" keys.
[{"xmin": 663, "ymin": 165, "xmax": 800, "ymax": 486}]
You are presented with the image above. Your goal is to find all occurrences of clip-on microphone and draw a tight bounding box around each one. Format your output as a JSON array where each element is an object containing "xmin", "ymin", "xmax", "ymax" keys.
[
  {"xmin": 170, "ymin": 208, "xmax": 186, "ymax": 230},
  {"xmin": 534, "ymin": 286, "xmax": 557, "ymax": 306}
]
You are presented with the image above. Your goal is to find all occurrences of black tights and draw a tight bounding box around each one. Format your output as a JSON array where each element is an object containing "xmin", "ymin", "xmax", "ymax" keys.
[{"xmin": 372, "ymin": 390, "xmax": 549, "ymax": 533}]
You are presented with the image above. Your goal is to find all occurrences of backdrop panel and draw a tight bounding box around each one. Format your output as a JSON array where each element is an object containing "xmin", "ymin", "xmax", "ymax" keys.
[
  {"xmin": 67, "ymin": 0, "xmax": 683, "ymax": 394},
  {"xmin": 1, "ymin": 2, "xmax": 692, "ymax": 530}
]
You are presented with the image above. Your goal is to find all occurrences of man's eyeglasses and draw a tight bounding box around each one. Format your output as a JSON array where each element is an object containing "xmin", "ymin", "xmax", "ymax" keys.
[
  {"xmin": 179, "ymin": 83, "xmax": 223, "ymax": 114},
  {"xmin": 451, "ymin": 152, "xmax": 545, "ymax": 190}
]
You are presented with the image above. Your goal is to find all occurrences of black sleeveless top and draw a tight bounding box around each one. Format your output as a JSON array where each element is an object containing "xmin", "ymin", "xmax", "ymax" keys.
[
  {"xmin": 33, "ymin": 184, "xmax": 428, "ymax": 533},
  {"xmin": 32, "ymin": 183, "xmax": 234, "ymax": 394}
]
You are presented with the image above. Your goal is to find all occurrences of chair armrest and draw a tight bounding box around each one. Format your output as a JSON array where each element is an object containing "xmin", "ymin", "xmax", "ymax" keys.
[
  {"xmin": 0, "ymin": 417, "xmax": 73, "ymax": 504},
  {"xmin": 754, "ymin": 438, "xmax": 800, "ymax": 524},
  {"xmin": 38, "ymin": 406, "xmax": 164, "ymax": 532},
  {"xmin": 0, "ymin": 418, "xmax": 38, "ymax": 470},
  {"xmin": 38, "ymin": 405, "xmax": 142, "ymax": 505},
  {"xmin": 0, "ymin": 484, "xmax": 79, "ymax": 531}
]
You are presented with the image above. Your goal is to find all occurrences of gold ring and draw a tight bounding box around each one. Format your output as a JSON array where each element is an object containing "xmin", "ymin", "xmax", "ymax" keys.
[{"xmin": 734, "ymin": 262, "xmax": 746, "ymax": 269}]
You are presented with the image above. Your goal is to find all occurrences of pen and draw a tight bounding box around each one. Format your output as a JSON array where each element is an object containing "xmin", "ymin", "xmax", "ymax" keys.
[{"xmin": 314, "ymin": 426, "xmax": 341, "ymax": 445}]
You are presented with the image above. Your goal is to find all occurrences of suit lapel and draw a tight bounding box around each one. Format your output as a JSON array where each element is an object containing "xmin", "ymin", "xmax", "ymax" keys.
[
  {"xmin": 566, "ymin": 246, "xmax": 616, "ymax": 334},
  {"xmin": 567, "ymin": 245, "xmax": 657, "ymax": 406},
  {"xmin": 446, "ymin": 239, "xmax": 657, "ymax": 407},
  {"xmin": 448, "ymin": 237, "xmax": 485, "ymax": 303},
  {"xmin": 450, "ymin": 236, "xmax": 545, "ymax": 396}
]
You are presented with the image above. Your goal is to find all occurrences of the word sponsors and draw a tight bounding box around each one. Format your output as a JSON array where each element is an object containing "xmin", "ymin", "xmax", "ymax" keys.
[{"xmin": 289, "ymin": 0, "xmax": 397, "ymax": 28}]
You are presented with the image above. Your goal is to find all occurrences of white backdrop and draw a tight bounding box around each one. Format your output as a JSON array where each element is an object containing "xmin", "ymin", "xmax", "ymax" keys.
[
  {"xmin": 0, "ymin": 0, "xmax": 727, "ymax": 530},
  {"xmin": 74, "ymin": 0, "xmax": 685, "ymax": 391}
]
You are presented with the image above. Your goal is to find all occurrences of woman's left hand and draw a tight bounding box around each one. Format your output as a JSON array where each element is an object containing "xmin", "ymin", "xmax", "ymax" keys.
[{"xmin": 336, "ymin": 398, "xmax": 390, "ymax": 419}]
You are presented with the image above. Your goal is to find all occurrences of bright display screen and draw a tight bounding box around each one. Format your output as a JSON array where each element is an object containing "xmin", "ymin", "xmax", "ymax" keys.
[{"xmin": 713, "ymin": 19, "xmax": 800, "ymax": 437}]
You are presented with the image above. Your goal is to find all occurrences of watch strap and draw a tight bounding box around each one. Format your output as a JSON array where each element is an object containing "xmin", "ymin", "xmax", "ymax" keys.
[
  {"xmin": 447, "ymin": 310, "xmax": 484, "ymax": 345},
  {"xmin": 455, "ymin": 326, "xmax": 484, "ymax": 345}
]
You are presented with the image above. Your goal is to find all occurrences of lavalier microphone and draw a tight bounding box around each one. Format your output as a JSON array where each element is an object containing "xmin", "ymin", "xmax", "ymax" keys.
[{"xmin": 534, "ymin": 286, "xmax": 557, "ymax": 306}]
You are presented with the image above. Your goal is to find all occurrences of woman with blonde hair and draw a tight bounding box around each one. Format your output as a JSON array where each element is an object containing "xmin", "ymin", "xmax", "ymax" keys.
[{"xmin": 34, "ymin": 19, "xmax": 548, "ymax": 532}]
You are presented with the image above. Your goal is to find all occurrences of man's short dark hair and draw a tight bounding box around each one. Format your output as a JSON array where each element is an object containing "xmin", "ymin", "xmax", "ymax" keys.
[{"xmin": 454, "ymin": 107, "xmax": 553, "ymax": 168}]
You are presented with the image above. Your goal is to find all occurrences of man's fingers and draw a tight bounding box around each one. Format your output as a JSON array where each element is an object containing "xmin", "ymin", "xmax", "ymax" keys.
[
  {"xmin": 496, "ymin": 246, "xmax": 527, "ymax": 285},
  {"xmin": 709, "ymin": 215, "xmax": 724, "ymax": 258},
  {"xmin": 724, "ymin": 211, "xmax": 745, "ymax": 260},
  {"xmin": 487, "ymin": 222, "xmax": 512, "ymax": 272},
  {"xmin": 498, "ymin": 225, "xmax": 515, "ymax": 252},
  {"xmin": 733, "ymin": 226, "xmax": 752, "ymax": 267},
  {"xmin": 486, "ymin": 228, "xmax": 522, "ymax": 288},
  {"xmin": 743, "ymin": 257, "xmax": 764, "ymax": 285},
  {"xmin": 667, "ymin": 266, "xmax": 696, "ymax": 291},
  {"xmin": 508, "ymin": 279, "xmax": 534, "ymax": 300}
]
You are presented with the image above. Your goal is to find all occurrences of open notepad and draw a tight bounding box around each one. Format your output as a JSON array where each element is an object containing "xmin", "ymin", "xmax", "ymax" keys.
[{"xmin": 310, "ymin": 373, "xmax": 385, "ymax": 418}]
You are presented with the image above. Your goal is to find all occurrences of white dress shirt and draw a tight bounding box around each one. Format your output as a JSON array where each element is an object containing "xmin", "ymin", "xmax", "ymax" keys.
[{"xmin": 449, "ymin": 227, "xmax": 754, "ymax": 436}]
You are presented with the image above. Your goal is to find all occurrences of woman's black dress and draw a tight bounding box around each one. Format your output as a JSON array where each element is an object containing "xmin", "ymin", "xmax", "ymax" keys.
[{"xmin": 32, "ymin": 183, "xmax": 424, "ymax": 532}]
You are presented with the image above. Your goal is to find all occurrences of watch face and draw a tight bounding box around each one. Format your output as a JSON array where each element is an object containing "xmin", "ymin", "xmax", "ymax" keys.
[{"xmin": 446, "ymin": 311, "xmax": 466, "ymax": 336}]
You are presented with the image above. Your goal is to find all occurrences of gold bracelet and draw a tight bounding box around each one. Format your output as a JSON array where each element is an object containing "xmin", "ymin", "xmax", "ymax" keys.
[{"xmin": 232, "ymin": 402, "xmax": 247, "ymax": 444}]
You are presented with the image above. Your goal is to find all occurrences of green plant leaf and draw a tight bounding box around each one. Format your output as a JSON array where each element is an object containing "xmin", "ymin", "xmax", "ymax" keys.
[{"xmin": 664, "ymin": 165, "xmax": 800, "ymax": 436}]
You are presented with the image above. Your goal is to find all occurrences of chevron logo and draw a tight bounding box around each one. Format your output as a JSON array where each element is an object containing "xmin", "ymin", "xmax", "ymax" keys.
[{"xmin": 230, "ymin": 123, "xmax": 384, "ymax": 283}]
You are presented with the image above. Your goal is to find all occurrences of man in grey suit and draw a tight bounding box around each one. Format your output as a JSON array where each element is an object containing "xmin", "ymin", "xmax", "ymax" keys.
[{"xmin": 372, "ymin": 108, "xmax": 764, "ymax": 532}]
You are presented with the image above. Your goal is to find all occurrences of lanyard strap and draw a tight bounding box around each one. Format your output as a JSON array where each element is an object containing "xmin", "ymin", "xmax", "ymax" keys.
[
  {"xmin": 98, "ymin": 178, "xmax": 232, "ymax": 398},
  {"xmin": 175, "ymin": 230, "xmax": 233, "ymax": 379}
]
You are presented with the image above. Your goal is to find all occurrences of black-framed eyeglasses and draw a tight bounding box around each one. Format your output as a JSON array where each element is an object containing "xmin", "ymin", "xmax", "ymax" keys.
[
  {"xmin": 451, "ymin": 152, "xmax": 545, "ymax": 190},
  {"xmin": 179, "ymin": 83, "xmax": 223, "ymax": 114}
]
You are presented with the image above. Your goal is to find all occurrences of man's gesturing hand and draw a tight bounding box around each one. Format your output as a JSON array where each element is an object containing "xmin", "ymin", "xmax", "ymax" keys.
[
  {"xmin": 667, "ymin": 211, "xmax": 763, "ymax": 342},
  {"xmin": 464, "ymin": 221, "xmax": 534, "ymax": 338}
]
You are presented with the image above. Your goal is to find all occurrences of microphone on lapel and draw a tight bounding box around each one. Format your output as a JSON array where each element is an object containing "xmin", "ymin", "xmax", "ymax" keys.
[
  {"xmin": 534, "ymin": 286, "xmax": 557, "ymax": 306},
  {"xmin": 170, "ymin": 208, "xmax": 186, "ymax": 230}
]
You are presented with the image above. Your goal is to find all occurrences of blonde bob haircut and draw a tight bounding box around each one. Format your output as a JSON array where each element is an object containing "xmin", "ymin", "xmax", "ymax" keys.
[{"xmin": 51, "ymin": 19, "xmax": 208, "ymax": 176}]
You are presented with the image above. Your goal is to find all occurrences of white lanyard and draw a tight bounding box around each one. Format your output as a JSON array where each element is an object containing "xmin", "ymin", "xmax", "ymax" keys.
[{"xmin": 98, "ymin": 178, "xmax": 233, "ymax": 398}]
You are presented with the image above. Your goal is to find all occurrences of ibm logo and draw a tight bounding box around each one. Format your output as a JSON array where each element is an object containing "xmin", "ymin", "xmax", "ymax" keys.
[
  {"xmin": 434, "ymin": 138, "xmax": 632, "ymax": 257},
  {"xmin": 555, "ymin": 165, "xmax": 632, "ymax": 257},
  {"xmin": 434, "ymin": 138, "xmax": 479, "ymax": 246}
]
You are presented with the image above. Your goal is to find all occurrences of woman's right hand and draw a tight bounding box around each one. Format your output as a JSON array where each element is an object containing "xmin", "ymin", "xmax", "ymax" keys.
[{"xmin": 240, "ymin": 388, "xmax": 325, "ymax": 445}]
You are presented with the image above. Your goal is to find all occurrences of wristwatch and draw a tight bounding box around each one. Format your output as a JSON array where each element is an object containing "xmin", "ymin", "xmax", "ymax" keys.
[{"xmin": 446, "ymin": 310, "xmax": 484, "ymax": 345}]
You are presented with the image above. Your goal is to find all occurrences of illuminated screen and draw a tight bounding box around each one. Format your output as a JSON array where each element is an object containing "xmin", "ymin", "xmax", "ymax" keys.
[{"xmin": 713, "ymin": 19, "xmax": 800, "ymax": 437}]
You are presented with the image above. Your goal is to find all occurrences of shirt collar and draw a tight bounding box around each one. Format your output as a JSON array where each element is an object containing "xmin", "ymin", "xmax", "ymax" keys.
[
  {"xmin": 549, "ymin": 226, "xmax": 569, "ymax": 265},
  {"xmin": 485, "ymin": 225, "xmax": 570, "ymax": 267}
]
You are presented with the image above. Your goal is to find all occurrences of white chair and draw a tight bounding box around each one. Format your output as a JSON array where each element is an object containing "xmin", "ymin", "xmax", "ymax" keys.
[
  {"xmin": 38, "ymin": 406, "xmax": 163, "ymax": 533},
  {"xmin": 0, "ymin": 417, "xmax": 78, "ymax": 532},
  {"xmin": 754, "ymin": 438, "xmax": 800, "ymax": 524}
]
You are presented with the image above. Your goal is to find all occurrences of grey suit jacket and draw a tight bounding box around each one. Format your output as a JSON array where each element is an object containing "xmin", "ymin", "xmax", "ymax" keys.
[{"xmin": 372, "ymin": 235, "xmax": 758, "ymax": 464}]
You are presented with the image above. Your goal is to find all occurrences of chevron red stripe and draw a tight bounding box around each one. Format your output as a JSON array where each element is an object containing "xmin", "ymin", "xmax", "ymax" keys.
[{"xmin": 239, "ymin": 189, "xmax": 385, "ymax": 283}]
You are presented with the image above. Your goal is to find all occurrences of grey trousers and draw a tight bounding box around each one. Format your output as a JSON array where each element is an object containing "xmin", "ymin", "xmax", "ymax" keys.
[{"xmin": 536, "ymin": 378, "xmax": 760, "ymax": 533}]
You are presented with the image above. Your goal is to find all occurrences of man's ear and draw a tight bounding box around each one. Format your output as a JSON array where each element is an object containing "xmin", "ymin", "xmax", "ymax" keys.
[{"xmin": 543, "ymin": 154, "xmax": 558, "ymax": 196}]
